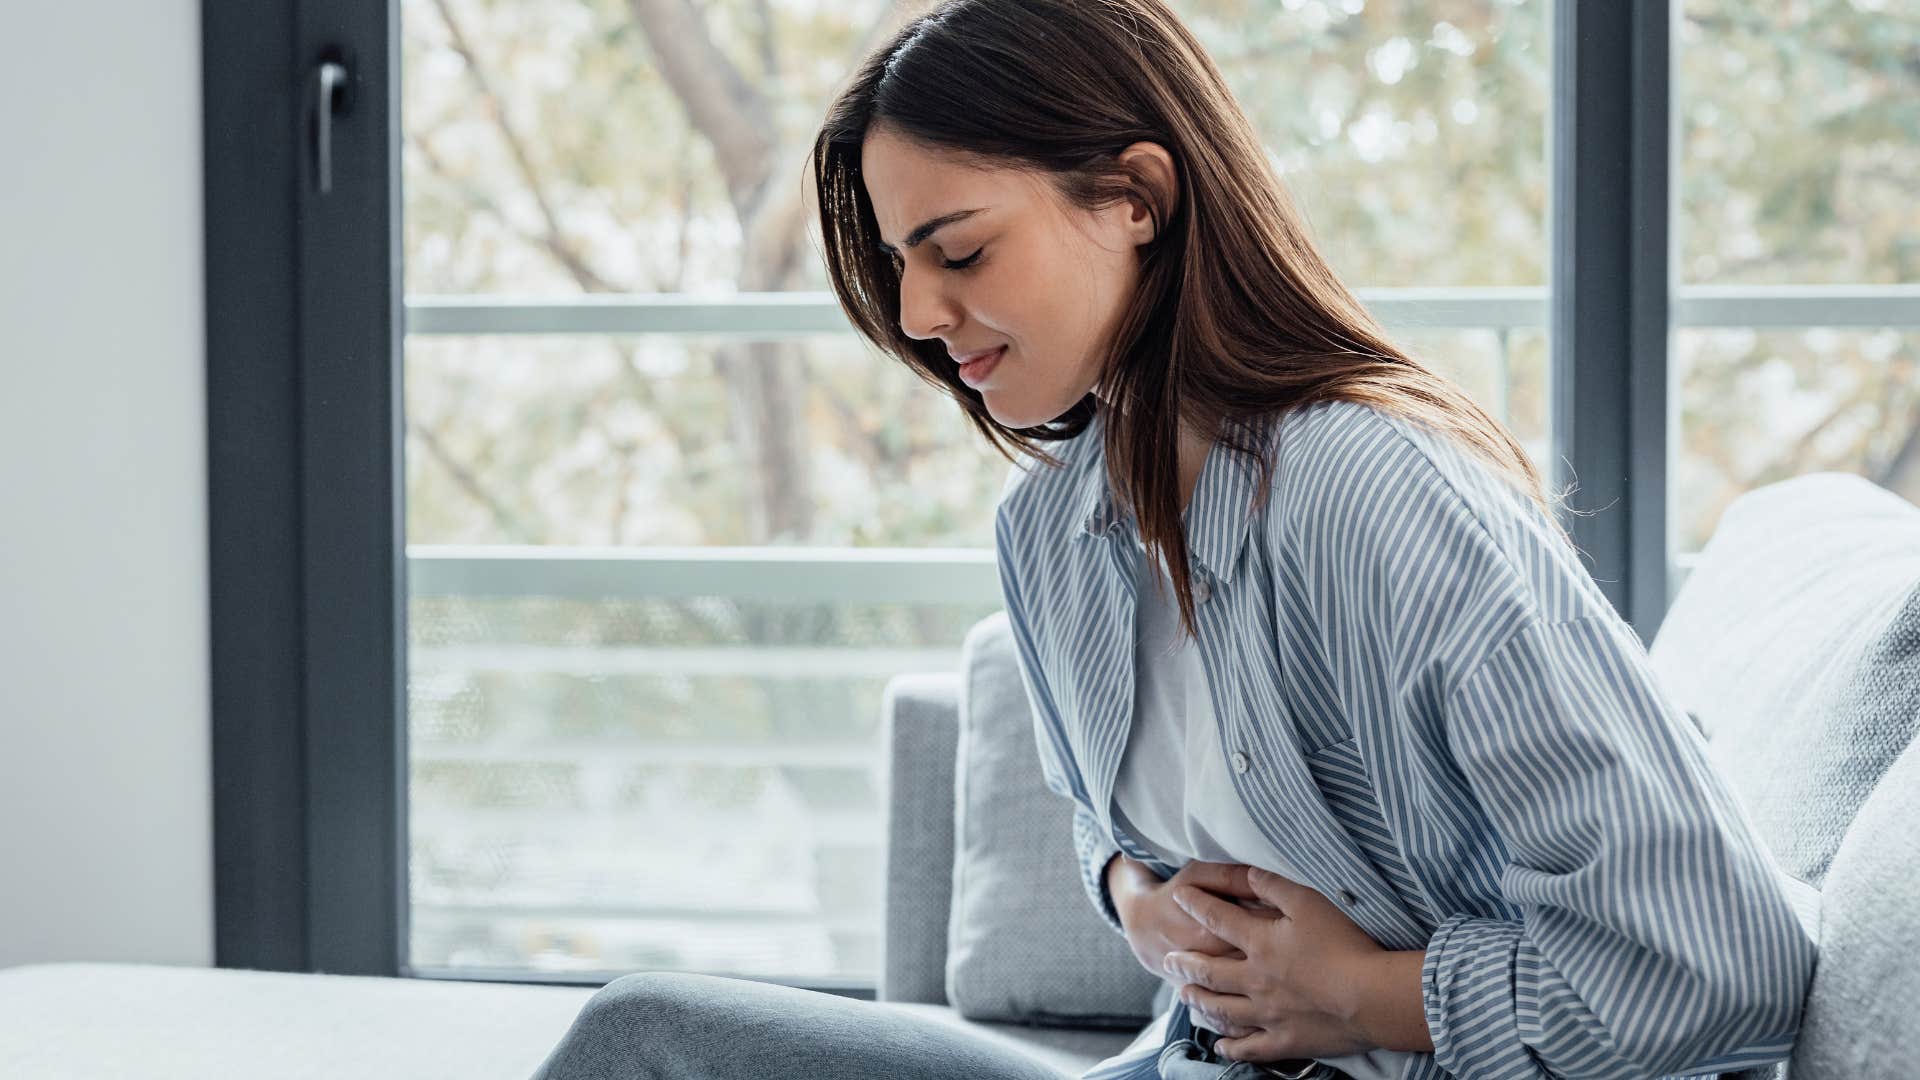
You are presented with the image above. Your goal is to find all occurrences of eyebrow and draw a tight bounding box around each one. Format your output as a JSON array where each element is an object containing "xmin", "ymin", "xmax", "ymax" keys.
[{"xmin": 875, "ymin": 208, "xmax": 988, "ymax": 254}]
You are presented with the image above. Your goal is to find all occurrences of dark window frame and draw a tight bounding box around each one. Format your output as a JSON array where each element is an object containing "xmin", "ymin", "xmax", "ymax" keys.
[
  {"xmin": 1550, "ymin": 0, "xmax": 1674, "ymax": 646},
  {"xmin": 204, "ymin": 0, "xmax": 1672, "ymax": 986},
  {"xmin": 205, "ymin": 0, "xmax": 406, "ymax": 978}
]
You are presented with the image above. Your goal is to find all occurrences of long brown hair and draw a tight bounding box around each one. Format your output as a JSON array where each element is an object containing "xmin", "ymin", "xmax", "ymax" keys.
[{"xmin": 810, "ymin": 0, "xmax": 1575, "ymax": 639}]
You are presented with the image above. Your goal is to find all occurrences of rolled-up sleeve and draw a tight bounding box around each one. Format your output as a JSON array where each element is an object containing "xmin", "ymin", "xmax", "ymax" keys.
[
  {"xmin": 1423, "ymin": 614, "xmax": 1817, "ymax": 1079},
  {"xmin": 995, "ymin": 506, "xmax": 1128, "ymax": 936},
  {"xmin": 1279, "ymin": 402, "xmax": 1817, "ymax": 1078}
]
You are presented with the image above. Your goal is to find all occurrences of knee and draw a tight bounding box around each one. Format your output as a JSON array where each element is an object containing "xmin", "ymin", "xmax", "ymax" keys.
[
  {"xmin": 534, "ymin": 971, "xmax": 712, "ymax": 1080},
  {"xmin": 576, "ymin": 970, "xmax": 709, "ymax": 1029}
]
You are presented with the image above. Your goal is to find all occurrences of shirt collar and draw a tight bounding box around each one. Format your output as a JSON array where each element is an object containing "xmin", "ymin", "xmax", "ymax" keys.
[{"xmin": 1070, "ymin": 413, "xmax": 1267, "ymax": 584}]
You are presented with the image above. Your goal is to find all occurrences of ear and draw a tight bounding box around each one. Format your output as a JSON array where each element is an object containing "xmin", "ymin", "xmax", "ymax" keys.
[{"xmin": 1115, "ymin": 141, "xmax": 1178, "ymax": 247}]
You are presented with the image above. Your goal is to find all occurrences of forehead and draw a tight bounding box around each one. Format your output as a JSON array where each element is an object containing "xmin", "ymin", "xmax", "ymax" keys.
[{"xmin": 860, "ymin": 128, "xmax": 1047, "ymax": 241}]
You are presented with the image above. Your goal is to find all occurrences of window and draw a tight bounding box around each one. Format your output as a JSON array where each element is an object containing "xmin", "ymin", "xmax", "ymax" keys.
[
  {"xmin": 1671, "ymin": 1, "xmax": 1920, "ymax": 597},
  {"xmin": 237, "ymin": 0, "xmax": 1865, "ymax": 989},
  {"xmin": 391, "ymin": 0, "xmax": 1557, "ymax": 985}
]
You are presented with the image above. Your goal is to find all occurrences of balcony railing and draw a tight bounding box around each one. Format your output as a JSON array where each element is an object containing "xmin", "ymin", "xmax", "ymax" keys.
[
  {"xmin": 405, "ymin": 284, "xmax": 1920, "ymax": 338},
  {"xmin": 403, "ymin": 284, "xmax": 1917, "ymax": 979}
]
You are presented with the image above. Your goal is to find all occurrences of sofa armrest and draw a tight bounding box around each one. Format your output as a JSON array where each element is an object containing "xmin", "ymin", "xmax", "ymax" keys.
[{"xmin": 877, "ymin": 671, "xmax": 962, "ymax": 1004}]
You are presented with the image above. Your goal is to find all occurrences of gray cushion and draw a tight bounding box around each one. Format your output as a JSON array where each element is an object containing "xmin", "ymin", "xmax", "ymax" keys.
[
  {"xmin": 1791, "ymin": 738, "xmax": 1920, "ymax": 1078},
  {"xmin": 1648, "ymin": 472, "xmax": 1920, "ymax": 886},
  {"xmin": 878, "ymin": 672, "xmax": 963, "ymax": 1006},
  {"xmin": 945, "ymin": 611, "xmax": 1161, "ymax": 1026},
  {"xmin": 877, "ymin": 1000, "xmax": 1141, "ymax": 1076}
]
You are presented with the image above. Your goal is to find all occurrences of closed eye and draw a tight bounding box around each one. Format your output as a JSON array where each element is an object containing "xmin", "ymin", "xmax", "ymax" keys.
[{"xmin": 878, "ymin": 247, "xmax": 984, "ymax": 273}]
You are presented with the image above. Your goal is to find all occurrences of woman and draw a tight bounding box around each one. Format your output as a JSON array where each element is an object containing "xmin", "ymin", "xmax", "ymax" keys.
[{"xmin": 533, "ymin": 1, "xmax": 1815, "ymax": 1078}]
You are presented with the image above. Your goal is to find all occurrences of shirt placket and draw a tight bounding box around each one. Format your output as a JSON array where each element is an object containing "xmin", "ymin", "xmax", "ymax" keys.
[{"xmin": 1185, "ymin": 559, "xmax": 1430, "ymax": 954}]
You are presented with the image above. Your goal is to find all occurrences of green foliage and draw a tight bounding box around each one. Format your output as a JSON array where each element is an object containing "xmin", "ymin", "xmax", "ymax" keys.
[
  {"xmin": 399, "ymin": 0, "xmax": 1916, "ymax": 557},
  {"xmin": 396, "ymin": 0, "xmax": 1918, "ymax": 977}
]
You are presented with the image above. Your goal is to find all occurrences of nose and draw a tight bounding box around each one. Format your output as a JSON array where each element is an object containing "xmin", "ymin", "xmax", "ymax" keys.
[{"xmin": 896, "ymin": 260, "xmax": 956, "ymax": 341}]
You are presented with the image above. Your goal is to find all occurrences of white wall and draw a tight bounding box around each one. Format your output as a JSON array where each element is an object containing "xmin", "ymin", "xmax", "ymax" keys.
[{"xmin": 0, "ymin": 0, "xmax": 213, "ymax": 968}]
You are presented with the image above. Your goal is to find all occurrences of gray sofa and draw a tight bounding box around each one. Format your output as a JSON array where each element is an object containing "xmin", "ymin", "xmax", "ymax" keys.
[
  {"xmin": 1, "ymin": 473, "xmax": 1914, "ymax": 1079},
  {"xmin": 872, "ymin": 471, "xmax": 1920, "ymax": 1080}
]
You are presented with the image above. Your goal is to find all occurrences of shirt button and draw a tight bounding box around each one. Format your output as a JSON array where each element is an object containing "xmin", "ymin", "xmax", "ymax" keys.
[
  {"xmin": 1231, "ymin": 750, "xmax": 1250, "ymax": 773},
  {"xmin": 1193, "ymin": 572, "xmax": 1212, "ymax": 604},
  {"xmin": 1337, "ymin": 888, "xmax": 1359, "ymax": 906}
]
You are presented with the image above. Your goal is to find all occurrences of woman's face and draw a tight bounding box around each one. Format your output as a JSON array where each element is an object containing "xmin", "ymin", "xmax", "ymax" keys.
[{"xmin": 860, "ymin": 126, "xmax": 1170, "ymax": 429}]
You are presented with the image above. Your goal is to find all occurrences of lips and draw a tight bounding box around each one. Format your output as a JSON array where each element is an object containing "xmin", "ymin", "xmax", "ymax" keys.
[
  {"xmin": 949, "ymin": 345, "xmax": 1005, "ymax": 365},
  {"xmin": 956, "ymin": 345, "xmax": 1006, "ymax": 388}
]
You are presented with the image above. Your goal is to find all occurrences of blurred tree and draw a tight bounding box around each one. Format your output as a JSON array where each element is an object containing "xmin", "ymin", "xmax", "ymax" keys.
[
  {"xmin": 398, "ymin": 0, "xmax": 1915, "ymax": 554},
  {"xmin": 397, "ymin": 0, "xmax": 1917, "ymax": 977},
  {"xmin": 400, "ymin": 0, "xmax": 1564, "ymax": 550}
]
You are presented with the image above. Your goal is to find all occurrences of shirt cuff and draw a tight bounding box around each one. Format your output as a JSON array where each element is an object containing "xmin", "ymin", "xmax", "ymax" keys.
[
  {"xmin": 1082, "ymin": 837, "xmax": 1127, "ymax": 936},
  {"xmin": 1421, "ymin": 913, "xmax": 1542, "ymax": 1079}
]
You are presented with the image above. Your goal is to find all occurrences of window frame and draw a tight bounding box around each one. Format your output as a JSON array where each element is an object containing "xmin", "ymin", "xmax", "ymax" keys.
[
  {"xmin": 1548, "ymin": 0, "xmax": 1675, "ymax": 645},
  {"xmin": 205, "ymin": 0, "xmax": 407, "ymax": 978},
  {"xmin": 212, "ymin": 0, "xmax": 1913, "ymax": 989}
]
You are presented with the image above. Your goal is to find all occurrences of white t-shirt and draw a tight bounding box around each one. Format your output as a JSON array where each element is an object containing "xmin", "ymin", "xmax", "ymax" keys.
[{"xmin": 1110, "ymin": 526, "xmax": 1417, "ymax": 1080}]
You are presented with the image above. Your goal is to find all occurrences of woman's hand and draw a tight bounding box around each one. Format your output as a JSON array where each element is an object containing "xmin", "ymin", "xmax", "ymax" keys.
[
  {"xmin": 1160, "ymin": 866, "xmax": 1388, "ymax": 1062},
  {"xmin": 1110, "ymin": 859, "xmax": 1270, "ymax": 1039}
]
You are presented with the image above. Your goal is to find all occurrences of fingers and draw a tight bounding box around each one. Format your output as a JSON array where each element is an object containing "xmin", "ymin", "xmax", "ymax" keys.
[
  {"xmin": 1243, "ymin": 865, "xmax": 1310, "ymax": 910},
  {"xmin": 1160, "ymin": 950, "xmax": 1206, "ymax": 986},
  {"xmin": 1175, "ymin": 907, "xmax": 1251, "ymax": 949},
  {"xmin": 1162, "ymin": 949, "xmax": 1242, "ymax": 996},
  {"xmin": 1199, "ymin": 1016, "xmax": 1259, "ymax": 1040},
  {"xmin": 1177, "ymin": 861, "xmax": 1258, "ymax": 899},
  {"xmin": 1176, "ymin": 929, "xmax": 1244, "ymax": 960},
  {"xmin": 1179, "ymin": 982, "xmax": 1257, "ymax": 1039},
  {"xmin": 1171, "ymin": 884, "xmax": 1252, "ymax": 948},
  {"xmin": 1212, "ymin": 1027, "xmax": 1288, "ymax": 1062}
]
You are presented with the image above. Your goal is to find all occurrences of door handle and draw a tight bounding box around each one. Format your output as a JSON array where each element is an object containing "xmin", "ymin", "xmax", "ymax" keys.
[{"xmin": 314, "ymin": 59, "xmax": 350, "ymax": 194}]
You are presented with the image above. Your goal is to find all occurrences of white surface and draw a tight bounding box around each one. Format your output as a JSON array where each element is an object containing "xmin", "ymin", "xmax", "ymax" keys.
[
  {"xmin": 0, "ymin": 0, "xmax": 212, "ymax": 967},
  {"xmin": 0, "ymin": 963, "xmax": 595, "ymax": 1080},
  {"xmin": 0, "ymin": 963, "xmax": 1126, "ymax": 1079}
]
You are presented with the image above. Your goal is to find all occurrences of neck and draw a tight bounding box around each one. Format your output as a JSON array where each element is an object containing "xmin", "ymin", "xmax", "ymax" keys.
[
  {"xmin": 1091, "ymin": 400, "xmax": 1214, "ymax": 516},
  {"xmin": 1178, "ymin": 423, "xmax": 1212, "ymax": 514}
]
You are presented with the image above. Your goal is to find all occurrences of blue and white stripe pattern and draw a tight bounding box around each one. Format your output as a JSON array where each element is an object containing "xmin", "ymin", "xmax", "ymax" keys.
[{"xmin": 991, "ymin": 399, "xmax": 1816, "ymax": 1080}]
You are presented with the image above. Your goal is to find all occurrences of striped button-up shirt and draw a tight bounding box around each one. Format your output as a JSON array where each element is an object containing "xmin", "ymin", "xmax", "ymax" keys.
[{"xmin": 991, "ymin": 399, "xmax": 1816, "ymax": 1080}]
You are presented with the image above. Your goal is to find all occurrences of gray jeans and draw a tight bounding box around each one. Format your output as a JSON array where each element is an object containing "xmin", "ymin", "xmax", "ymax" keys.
[{"xmin": 529, "ymin": 971, "xmax": 1077, "ymax": 1079}]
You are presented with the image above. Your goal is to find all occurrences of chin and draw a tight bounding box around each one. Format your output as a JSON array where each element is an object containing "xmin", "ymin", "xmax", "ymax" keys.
[
  {"xmin": 983, "ymin": 400, "xmax": 1043, "ymax": 430},
  {"xmin": 983, "ymin": 392, "xmax": 1074, "ymax": 430}
]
